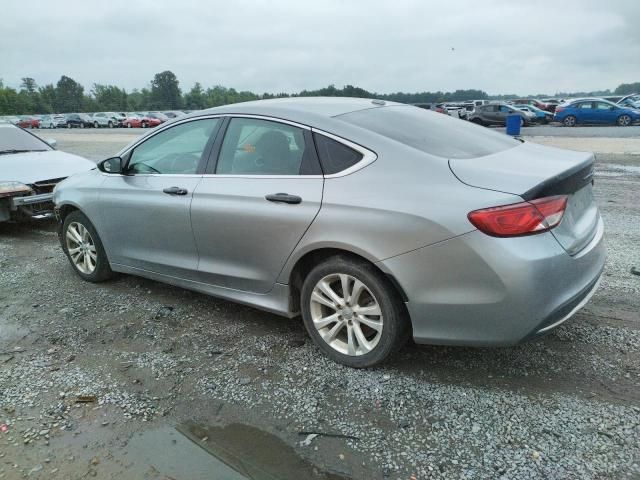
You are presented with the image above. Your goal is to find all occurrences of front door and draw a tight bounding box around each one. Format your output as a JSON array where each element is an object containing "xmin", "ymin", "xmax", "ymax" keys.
[
  {"xmin": 191, "ymin": 116, "xmax": 324, "ymax": 293},
  {"xmin": 98, "ymin": 117, "xmax": 221, "ymax": 279}
]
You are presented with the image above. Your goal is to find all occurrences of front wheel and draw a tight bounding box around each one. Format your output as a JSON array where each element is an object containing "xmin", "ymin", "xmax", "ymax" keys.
[
  {"xmin": 93, "ymin": 121, "xmax": 99, "ymax": 128},
  {"xmin": 141, "ymin": 121, "xmax": 147, "ymax": 128},
  {"xmin": 67, "ymin": 123, "xmax": 71, "ymax": 129},
  {"xmin": 62, "ymin": 211, "xmax": 113, "ymax": 282},
  {"xmin": 617, "ymin": 114, "xmax": 632, "ymax": 127},
  {"xmin": 301, "ymin": 256, "xmax": 409, "ymax": 368}
]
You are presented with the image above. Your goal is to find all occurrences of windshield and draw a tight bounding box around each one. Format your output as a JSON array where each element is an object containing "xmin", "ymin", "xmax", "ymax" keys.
[
  {"xmin": 0, "ymin": 124, "xmax": 51, "ymax": 152},
  {"xmin": 338, "ymin": 105, "xmax": 520, "ymax": 159}
]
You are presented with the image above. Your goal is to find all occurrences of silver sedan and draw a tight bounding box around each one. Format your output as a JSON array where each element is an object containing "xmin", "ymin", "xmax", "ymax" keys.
[{"xmin": 53, "ymin": 98, "xmax": 605, "ymax": 367}]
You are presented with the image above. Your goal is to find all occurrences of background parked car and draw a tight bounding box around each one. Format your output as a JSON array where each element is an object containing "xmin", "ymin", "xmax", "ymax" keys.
[
  {"xmin": 616, "ymin": 93, "xmax": 640, "ymax": 109},
  {"xmin": 469, "ymin": 102, "xmax": 535, "ymax": 126},
  {"xmin": 39, "ymin": 114, "xmax": 66, "ymax": 128},
  {"xmin": 413, "ymin": 103, "xmax": 449, "ymax": 115},
  {"xmin": 513, "ymin": 98, "xmax": 554, "ymax": 112},
  {"xmin": 92, "ymin": 112, "xmax": 119, "ymax": 128},
  {"xmin": 147, "ymin": 112, "xmax": 169, "ymax": 123},
  {"xmin": 554, "ymin": 98, "xmax": 640, "ymax": 126},
  {"xmin": 514, "ymin": 104, "xmax": 554, "ymax": 124},
  {"xmin": 0, "ymin": 123, "xmax": 94, "ymax": 222},
  {"xmin": 163, "ymin": 110, "xmax": 186, "ymax": 119},
  {"xmin": 61, "ymin": 113, "xmax": 93, "ymax": 128},
  {"xmin": 17, "ymin": 116, "xmax": 40, "ymax": 129}
]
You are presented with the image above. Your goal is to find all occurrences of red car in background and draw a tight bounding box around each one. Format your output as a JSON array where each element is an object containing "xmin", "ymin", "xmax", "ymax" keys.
[
  {"xmin": 513, "ymin": 99, "xmax": 555, "ymax": 112},
  {"xmin": 123, "ymin": 113, "xmax": 162, "ymax": 128},
  {"xmin": 16, "ymin": 116, "xmax": 41, "ymax": 129}
]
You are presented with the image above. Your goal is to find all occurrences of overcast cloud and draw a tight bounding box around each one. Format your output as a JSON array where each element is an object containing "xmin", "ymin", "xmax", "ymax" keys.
[{"xmin": 2, "ymin": 0, "xmax": 639, "ymax": 95}]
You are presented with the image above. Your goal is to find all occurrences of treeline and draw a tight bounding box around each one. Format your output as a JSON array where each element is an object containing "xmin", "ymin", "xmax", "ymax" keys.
[{"xmin": 0, "ymin": 70, "xmax": 637, "ymax": 115}]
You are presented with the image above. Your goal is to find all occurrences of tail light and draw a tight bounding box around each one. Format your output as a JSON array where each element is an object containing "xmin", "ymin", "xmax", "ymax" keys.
[{"xmin": 468, "ymin": 195, "xmax": 568, "ymax": 237}]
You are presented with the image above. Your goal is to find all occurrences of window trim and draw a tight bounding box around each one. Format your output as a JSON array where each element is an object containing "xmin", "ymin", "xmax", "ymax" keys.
[{"xmin": 113, "ymin": 113, "xmax": 377, "ymax": 179}]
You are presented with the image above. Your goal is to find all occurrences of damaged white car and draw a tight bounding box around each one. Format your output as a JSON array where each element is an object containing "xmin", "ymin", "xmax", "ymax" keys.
[{"xmin": 0, "ymin": 123, "xmax": 94, "ymax": 222}]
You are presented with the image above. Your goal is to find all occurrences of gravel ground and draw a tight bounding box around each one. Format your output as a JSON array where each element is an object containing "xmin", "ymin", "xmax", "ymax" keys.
[{"xmin": 0, "ymin": 131, "xmax": 638, "ymax": 479}]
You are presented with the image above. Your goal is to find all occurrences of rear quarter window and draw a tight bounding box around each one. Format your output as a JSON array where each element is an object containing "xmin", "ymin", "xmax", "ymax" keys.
[
  {"xmin": 313, "ymin": 133, "xmax": 363, "ymax": 174},
  {"xmin": 338, "ymin": 105, "xmax": 519, "ymax": 159}
]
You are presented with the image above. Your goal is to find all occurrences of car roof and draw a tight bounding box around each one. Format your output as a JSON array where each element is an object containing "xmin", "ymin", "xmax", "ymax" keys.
[{"xmin": 189, "ymin": 97, "xmax": 403, "ymax": 125}]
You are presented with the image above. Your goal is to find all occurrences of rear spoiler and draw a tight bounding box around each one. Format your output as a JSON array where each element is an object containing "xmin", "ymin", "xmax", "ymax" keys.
[{"xmin": 521, "ymin": 155, "xmax": 594, "ymax": 201}]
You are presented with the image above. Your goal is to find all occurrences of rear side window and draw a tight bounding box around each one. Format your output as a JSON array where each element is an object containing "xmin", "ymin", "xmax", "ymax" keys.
[
  {"xmin": 314, "ymin": 133, "xmax": 363, "ymax": 174},
  {"xmin": 338, "ymin": 105, "xmax": 519, "ymax": 159}
]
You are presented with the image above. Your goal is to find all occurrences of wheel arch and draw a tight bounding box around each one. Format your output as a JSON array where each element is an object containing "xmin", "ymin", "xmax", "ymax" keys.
[{"xmin": 286, "ymin": 247, "xmax": 409, "ymax": 315}]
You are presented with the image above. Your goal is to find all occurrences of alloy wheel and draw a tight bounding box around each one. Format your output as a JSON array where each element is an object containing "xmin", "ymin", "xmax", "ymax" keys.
[
  {"xmin": 65, "ymin": 222, "xmax": 97, "ymax": 274},
  {"xmin": 309, "ymin": 273, "xmax": 383, "ymax": 356},
  {"xmin": 618, "ymin": 115, "xmax": 631, "ymax": 126}
]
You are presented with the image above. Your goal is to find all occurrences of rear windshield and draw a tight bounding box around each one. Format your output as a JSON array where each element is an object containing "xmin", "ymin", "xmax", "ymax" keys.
[{"xmin": 338, "ymin": 105, "xmax": 519, "ymax": 159}]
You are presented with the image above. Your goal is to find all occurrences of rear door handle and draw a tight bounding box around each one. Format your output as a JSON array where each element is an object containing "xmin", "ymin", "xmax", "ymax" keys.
[
  {"xmin": 265, "ymin": 193, "xmax": 302, "ymax": 204},
  {"xmin": 163, "ymin": 186, "xmax": 188, "ymax": 196}
]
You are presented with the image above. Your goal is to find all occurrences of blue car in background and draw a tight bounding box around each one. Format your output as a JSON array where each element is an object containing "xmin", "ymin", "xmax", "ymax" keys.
[
  {"xmin": 554, "ymin": 98, "xmax": 640, "ymax": 127},
  {"xmin": 514, "ymin": 104, "xmax": 554, "ymax": 124}
]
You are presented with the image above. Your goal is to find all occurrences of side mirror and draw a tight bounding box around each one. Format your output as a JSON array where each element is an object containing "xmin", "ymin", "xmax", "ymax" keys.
[
  {"xmin": 46, "ymin": 138, "xmax": 57, "ymax": 149},
  {"xmin": 98, "ymin": 156, "xmax": 123, "ymax": 174}
]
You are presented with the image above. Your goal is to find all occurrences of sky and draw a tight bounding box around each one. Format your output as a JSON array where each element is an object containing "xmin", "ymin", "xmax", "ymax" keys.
[{"xmin": 2, "ymin": 0, "xmax": 639, "ymax": 96}]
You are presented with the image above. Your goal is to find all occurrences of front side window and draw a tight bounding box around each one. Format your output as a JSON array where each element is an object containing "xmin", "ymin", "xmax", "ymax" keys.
[
  {"xmin": 596, "ymin": 102, "xmax": 613, "ymax": 110},
  {"xmin": 127, "ymin": 118, "xmax": 219, "ymax": 175},
  {"xmin": 216, "ymin": 118, "xmax": 308, "ymax": 175}
]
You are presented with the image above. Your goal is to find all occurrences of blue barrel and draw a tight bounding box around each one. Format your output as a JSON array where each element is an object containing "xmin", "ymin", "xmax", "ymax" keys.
[{"xmin": 506, "ymin": 114, "xmax": 522, "ymax": 136}]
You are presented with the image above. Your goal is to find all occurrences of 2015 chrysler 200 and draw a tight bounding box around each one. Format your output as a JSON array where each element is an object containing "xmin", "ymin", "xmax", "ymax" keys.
[{"xmin": 53, "ymin": 98, "xmax": 605, "ymax": 367}]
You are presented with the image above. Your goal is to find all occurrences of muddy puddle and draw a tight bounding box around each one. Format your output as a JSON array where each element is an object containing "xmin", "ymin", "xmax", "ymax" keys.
[{"xmin": 124, "ymin": 422, "xmax": 351, "ymax": 480}]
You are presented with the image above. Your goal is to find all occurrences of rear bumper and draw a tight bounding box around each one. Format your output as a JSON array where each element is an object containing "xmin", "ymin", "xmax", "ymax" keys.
[{"xmin": 377, "ymin": 216, "xmax": 606, "ymax": 346}]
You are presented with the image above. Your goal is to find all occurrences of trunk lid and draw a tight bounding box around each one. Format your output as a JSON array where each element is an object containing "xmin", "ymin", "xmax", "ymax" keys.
[{"xmin": 449, "ymin": 142, "xmax": 599, "ymax": 255}]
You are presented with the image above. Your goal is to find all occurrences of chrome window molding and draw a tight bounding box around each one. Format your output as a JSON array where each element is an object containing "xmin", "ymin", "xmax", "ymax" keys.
[
  {"xmin": 117, "ymin": 114, "xmax": 227, "ymax": 157},
  {"xmin": 113, "ymin": 113, "xmax": 376, "ymax": 179}
]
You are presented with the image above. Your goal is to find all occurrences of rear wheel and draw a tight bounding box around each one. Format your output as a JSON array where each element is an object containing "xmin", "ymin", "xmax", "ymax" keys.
[
  {"xmin": 141, "ymin": 121, "xmax": 147, "ymax": 128},
  {"xmin": 93, "ymin": 121, "xmax": 99, "ymax": 128},
  {"xmin": 67, "ymin": 123, "xmax": 71, "ymax": 129},
  {"xmin": 108, "ymin": 121, "xmax": 113, "ymax": 128},
  {"xmin": 563, "ymin": 115, "xmax": 576, "ymax": 127},
  {"xmin": 617, "ymin": 114, "xmax": 631, "ymax": 127},
  {"xmin": 62, "ymin": 211, "xmax": 113, "ymax": 282},
  {"xmin": 300, "ymin": 256, "xmax": 409, "ymax": 368},
  {"xmin": 80, "ymin": 122, "xmax": 85, "ymax": 129}
]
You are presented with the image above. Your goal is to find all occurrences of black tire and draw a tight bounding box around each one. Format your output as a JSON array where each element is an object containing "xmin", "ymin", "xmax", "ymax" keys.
[
  {"xmin": 80, "ymin": 123, "xmax": 85, "ymax": 129},
  {"xmin": 300, "ymin": 255, "xmax": 409, "ymax": 368},
  {"xmin": 141, "ymin": 121, "xmax": 147, "ymax": 128},
  {"xmin": 108, "ymin": 121, "xmax": 113, "ymax": 128},
  {"xmin": 617, "ymin": 114, "xmax": 631, "ymax": 127},
  {"xmin": 471, "ymin": 118, "xmax": 485, "ymax": 126},
  {"xmin": 93, "ymin": 121, "xmax": 99, "ymax": 128},
  {"xmin": 62, "ymin": 210, "xmax": 113, "ymax": 283},
  {"xmin": 563, "ymin": 115, "xmax": 576, "ymax": 127},
  {"xmin": 67, "ymin": 123, "xmax": 71, "ymax": 129}
]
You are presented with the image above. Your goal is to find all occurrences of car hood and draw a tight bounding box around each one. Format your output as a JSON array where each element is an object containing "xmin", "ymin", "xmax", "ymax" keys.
[{"xmin": 0, "ymin": 150, "xmax": 95, "ymax": 184}]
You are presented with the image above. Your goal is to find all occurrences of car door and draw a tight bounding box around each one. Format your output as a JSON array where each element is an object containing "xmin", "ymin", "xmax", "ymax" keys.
[
  {"xmin": 497, "ymin": 105, "xmax": 512, "ymax": 124},
  {"xmin": 191, "ymin": 116, "xmax": 324, "ymax": 293},
  {"xmin": 575, "ymin": 102, "xmax": 595, "ymax": 123},
  {"xmin": 594, "ymin": 101, "xmax": 618, "ymax": 124},
  {"xmin": 97, "ymin": 117, "xmax": 222, "ymax": 279}
]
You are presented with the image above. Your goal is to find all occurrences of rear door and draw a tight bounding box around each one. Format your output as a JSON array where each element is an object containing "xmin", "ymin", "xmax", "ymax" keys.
[
  {"xmin": 98, "ymin": 117, "xmax": 221, "ymax": 279},
  {"xmin": 576, "ymin": 102, "xmax": 596, "ymax": 123},
  {"xmin": 191, "ymin": 116, "xmax": 324, "ymax": 293}
]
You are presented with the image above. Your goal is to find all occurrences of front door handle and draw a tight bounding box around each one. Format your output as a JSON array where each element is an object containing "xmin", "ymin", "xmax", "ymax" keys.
[
  {"xmin": 163, "ymin": 186, "xmax": 188, "ymax": 196},
  {"xmin": 265, "ymin": 193, "xmax": 302, "ymax": 204}
]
